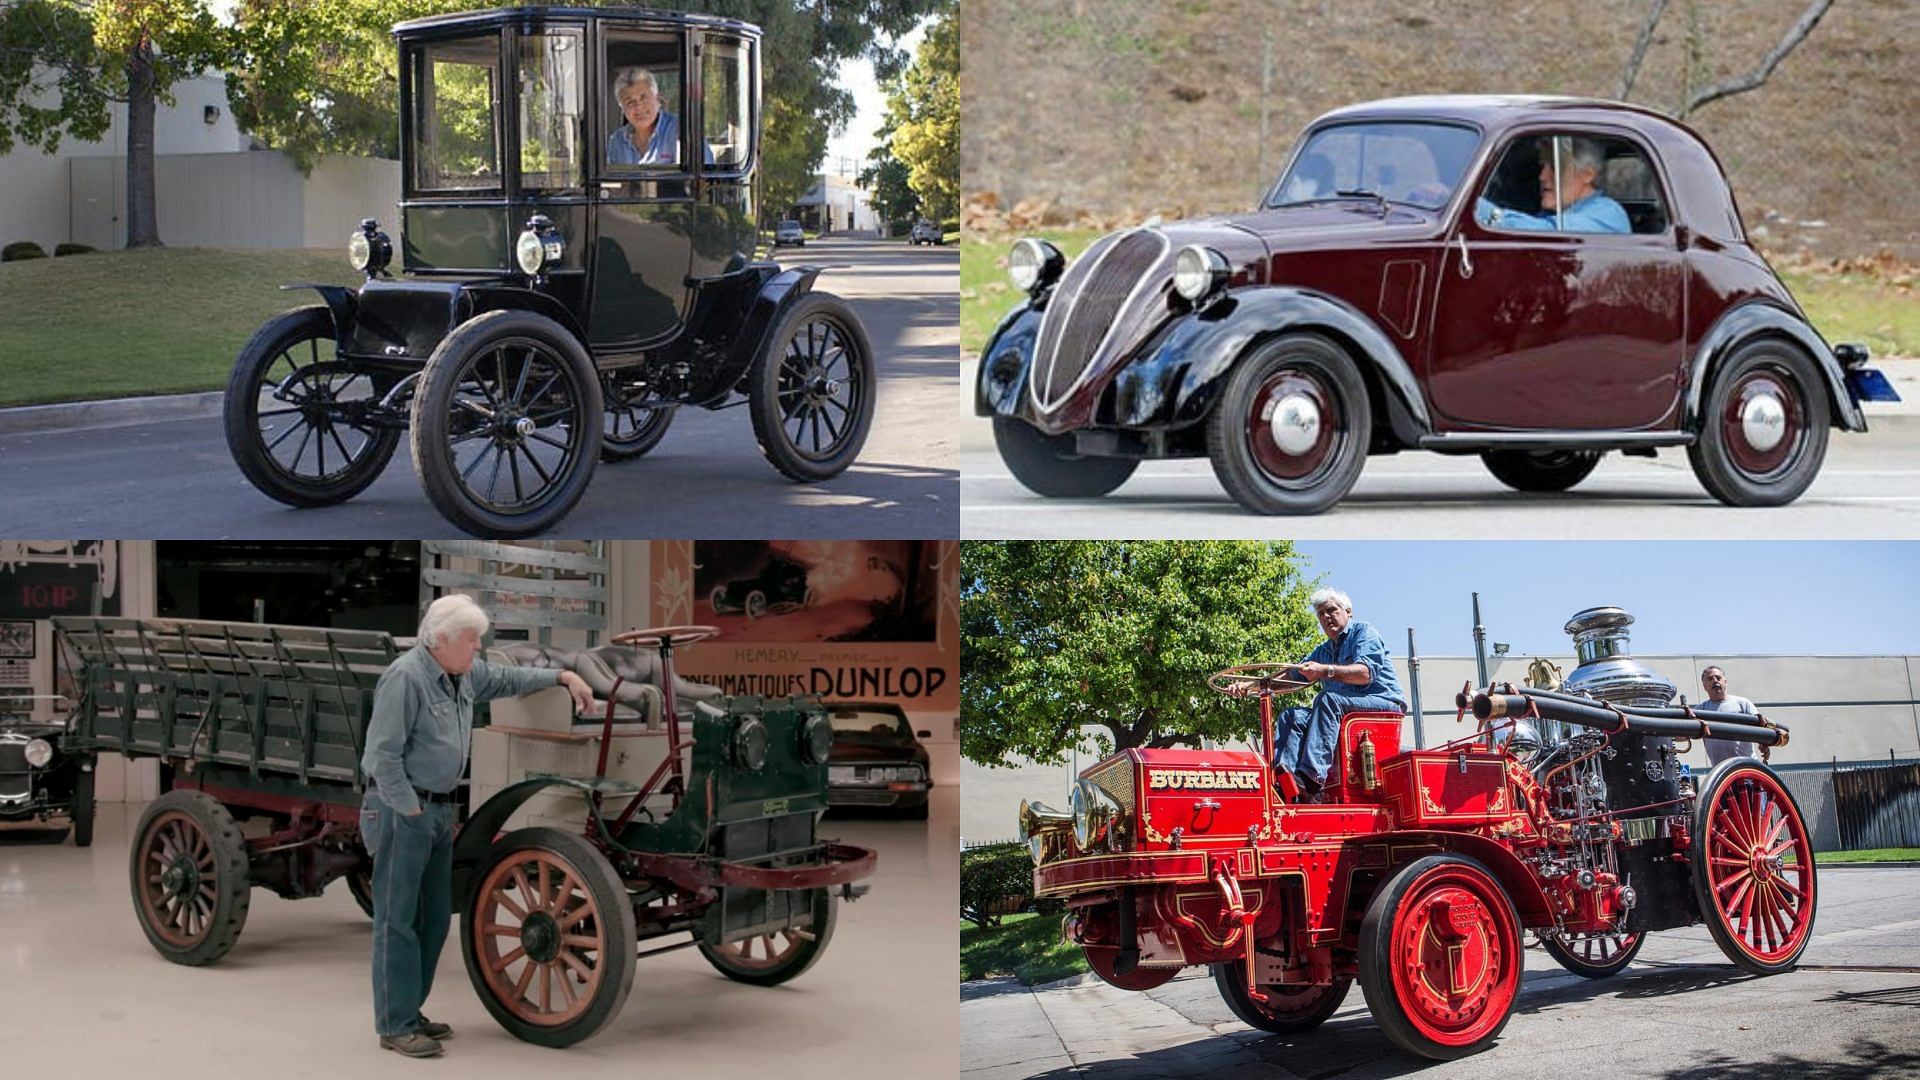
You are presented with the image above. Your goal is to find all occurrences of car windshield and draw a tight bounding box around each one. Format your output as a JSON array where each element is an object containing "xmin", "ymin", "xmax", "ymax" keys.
[
  {"xmin": 1268, "ymin": 121, "xmax": 1480, "ymax": 211},
  {"xmin": 829, "ymin": 709, "xmax": 911, "ymax": 738}
]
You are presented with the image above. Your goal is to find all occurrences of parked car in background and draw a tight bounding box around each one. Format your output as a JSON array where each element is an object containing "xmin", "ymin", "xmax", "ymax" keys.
[
  {"xmin": 824, "ymin": 702, "xmax": 932, "ymax": 819},
  {"xmin": 775, "ymin": 219, "xmax": 807, "ymax": 247},
  {"xmin": 0, "ymin": 695, "xmax": 94, "ymax": 846},
  {"xmin": 910, "ymin": 220, "xmax": 944, "ymax": 246}
]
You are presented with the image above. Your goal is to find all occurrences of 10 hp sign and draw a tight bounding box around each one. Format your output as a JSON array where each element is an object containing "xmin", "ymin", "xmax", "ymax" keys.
[{"xmin": 0, "ymin": 567, "xmax": 101, "ymax": 618}]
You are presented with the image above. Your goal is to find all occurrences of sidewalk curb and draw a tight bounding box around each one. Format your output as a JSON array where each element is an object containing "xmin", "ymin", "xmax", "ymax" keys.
[{"xmin": 0, "ymin": 391, "xmax": 224, "ymax": 437}]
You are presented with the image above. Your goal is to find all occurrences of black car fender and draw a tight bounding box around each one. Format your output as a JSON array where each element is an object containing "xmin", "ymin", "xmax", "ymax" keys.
[
  {"xmin": 713, "ymin": 264, "xmax": 823, "ymax": 406},
  {"xmin": 974, "ymin": 303, "xmax": 1044, "ymax": 416},
  {"xmin": 1685, "ymin": 300, "xmax": 1866, "ymax": 433},
  {"xmin": 450, "ymin": 775, "xmax": 628, "ymax": 907},
  {"xmin": 1109, "ymin": 286, "xmax": 1432, "ymax": 443},
  {"xmin": 461, "ymin": 282, "xmax": 593, "ymax": 346},
  {"xmin": 280, "ymin": 283, "xmax": 360, "ymax": 343}
]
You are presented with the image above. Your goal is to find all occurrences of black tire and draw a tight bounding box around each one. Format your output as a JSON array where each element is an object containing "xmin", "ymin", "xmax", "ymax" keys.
[
  {"xmin": 709, "ymin": 585, "xmax": 731, "ymax": 613},
  {"xmin": 698, "ymin": 888, "xmax": 837, "ymax": 987},
  {"xmin": 1481, "ymin": 449, "xmax": 1602, "ymax": 493},
  {"xmin": 1688, "ymin": 338, "xmax": 1831, "ymax": 506},
  {"xmin": 1358, "ymin": 854, "xmax": 1522, "ymax": 1061},
  {"xmin": 745, "ymin": 590, "xmax": 768, "ymax": 620},
  {"xmin": 1212, "ymin": 960, "xmax": 1352, "ymax": 1034},
  {"xmin": 748, "ymin": 292, "xmax": 875, "ymax": 482},
  {"xmin": 129, "ymin": 790, "xmax": 252, "ymax": 966},
  {"xmin": 1540, "ymin": 930, "xmax": 1643, "ymax": 978},
  {"xmin": 346, "ymin": 865, "xmax": 376, "ymax": 919},
  {"xmin": 224, "ymin": 306, "xmax": 400, "ymax": 507},
  {"xmin": 1690, "ymin": 759, "xmax": 1817, "ymax": 975},
  {"xmin": 992, "ymin": 416, "xmax": 1139, "ymax": 497},
  {"xmin": 600, "ymin": 376, "xmax": 675, "ymax": 462},
  {"xmin": 1206, "ymin": 332, "xmax": 1370, "ymax": 515},
  {"xmin": 409, "ymin": 310, "xmax": 602, "ymax": 538},
  {"xmin": 69, "ymin": 760, "xmax": 95, "ymax": 848},
  {"xmin": 462, "ymin": 827, "xmax": 637, "ymax": 1048}
]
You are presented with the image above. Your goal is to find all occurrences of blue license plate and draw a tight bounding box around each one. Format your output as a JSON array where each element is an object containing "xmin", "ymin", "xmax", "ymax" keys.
[{"xmin": 1846, "ymin": 367, "xmax": 1901, "ymax": 403}]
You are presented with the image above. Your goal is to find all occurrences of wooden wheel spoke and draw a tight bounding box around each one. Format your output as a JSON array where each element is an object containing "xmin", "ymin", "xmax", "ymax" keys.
[
  {"xmin": 540, "ymin": 963, "xmax": 553, "ymax": 1013},
  {"xmin": 511, "ymin": 866, "xmax": 537, "ymax": 912},
  {"xmin": 494, "ymin": 891, "xmax": 528, "ymax": 921},
  {"xmin": 512, "ymin": 956, "xmax": 537, "ymax": 1002},
  {"xmin": 561, "ymin": 933, "xmax": 601, "ymax": 949},
  {"xmin": 559, "ymin": 948, "xmax": 594, "ymax": 980},
  {"xmin": 481, "ymin": 922, "xmax": 521, "ymax": 938},
  {"xmin": 488, "ymin": 945, "xmax": 526, "ymax": 973},
  {"xmin": 557, "ymin": 902, "xmax": 593, "ymax": 931},
  {"xmin": 554, "ymin": 966, "xmax": 578, "ymax": 1007}
]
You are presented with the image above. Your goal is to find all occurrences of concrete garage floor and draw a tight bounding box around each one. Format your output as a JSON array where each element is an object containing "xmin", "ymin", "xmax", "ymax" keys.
[
  {"xmin": 961, "ymin": 866, "xmax": 1920, "ymax": 1080},
  {"xmin": 0, "ymin": 786, "xmax": 957, "ymax": 1079}
]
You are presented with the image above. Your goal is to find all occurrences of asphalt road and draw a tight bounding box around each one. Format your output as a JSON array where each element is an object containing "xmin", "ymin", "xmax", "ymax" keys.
[
  {"xmin": 961, "ymin": 361, "xmax": 1920, "ymax": 538},
  {"xmin": 0, "ymin": 236, "xmax": 956, "ymax": 539},
  {"xmin": 961, "ymin": 865, "xmax": 1920, "ymax": 1080}
]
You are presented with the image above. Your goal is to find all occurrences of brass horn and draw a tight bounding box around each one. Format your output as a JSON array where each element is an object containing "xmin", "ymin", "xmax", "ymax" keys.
[{"xmin": 1018, "ymin": 798, "xmax": 1072, "ymax": 839}]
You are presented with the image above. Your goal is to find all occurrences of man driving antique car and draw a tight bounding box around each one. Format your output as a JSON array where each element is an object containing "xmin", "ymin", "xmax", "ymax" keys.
[
  {"xmin": 1476, "ymin": 135, "xmax": 1628, "ymax": 233},
  {"xmin": 1273, "ymin": 588, "xmax": 1406, "ymax": 797},
  {"xmin": 606, "ymin": 66, "xmax": 681, "ymax": 165}
]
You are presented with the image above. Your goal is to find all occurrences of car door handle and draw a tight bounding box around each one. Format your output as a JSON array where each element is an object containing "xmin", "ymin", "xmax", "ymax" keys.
[{"xmin": 1455, "ymin": 234, "xmax": 1474, "ymax": 279}]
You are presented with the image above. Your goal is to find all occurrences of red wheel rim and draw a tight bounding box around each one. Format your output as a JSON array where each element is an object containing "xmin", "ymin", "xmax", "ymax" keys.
[
  {"xmin": 711, "ymin": 924, "xmax": 814, "ymax": 971},
  {"xmin": 136, "ymin": 810, "xmax": 217, "ymax": 947},
  {"xmin": 1720, "ymin": 368, "xmax": 1803, "ymax": 477},
  {"xmin": 1704, "ymin": 769, "xmax": 1815, "ymax": 965},
  {"xmin": 1388, "ymin": 864, "xmax": 1520, "ymax": 1049},
  {"xmin": 473, "ymin": 851, "xmax": 609, "ymax": 1026},
  {"xmin": 1246, "ymin": 368, "xmax": 1338, "ymax": 482},
  {"xmin": 1561, "ymin": 930, "xmax": 1639, "ymax": 966}
]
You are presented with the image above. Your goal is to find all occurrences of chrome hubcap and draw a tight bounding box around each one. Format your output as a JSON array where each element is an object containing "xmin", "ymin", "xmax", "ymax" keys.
[
  {"xmin": 1268, "ymin": 393, "xmax": 1322, "ymax": 455},
  {"xmin": 1741, "ymin": 392, "xmax": 1786, "ymax": 452}
]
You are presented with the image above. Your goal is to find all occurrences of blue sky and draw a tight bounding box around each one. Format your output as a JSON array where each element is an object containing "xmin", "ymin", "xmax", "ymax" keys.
[{"xmin": 1294, "ymin": 542, "xmax": 1920, "ymax": 658}]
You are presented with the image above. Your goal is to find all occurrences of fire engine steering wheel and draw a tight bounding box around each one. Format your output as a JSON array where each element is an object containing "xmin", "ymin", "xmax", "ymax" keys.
[
  {"xmin": 611, "ymin": 625, "xmax": 721, "ymax": 649},
  {"xmin": 1207, "ymin": 663, "xmax": 1311, "ymax": 699}
]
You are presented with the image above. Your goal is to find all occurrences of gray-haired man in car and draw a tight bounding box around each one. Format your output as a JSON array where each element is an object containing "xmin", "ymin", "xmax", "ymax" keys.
[{"xmin": 362, "ymin": 594, "xmax": 593, "ymax": 1058}]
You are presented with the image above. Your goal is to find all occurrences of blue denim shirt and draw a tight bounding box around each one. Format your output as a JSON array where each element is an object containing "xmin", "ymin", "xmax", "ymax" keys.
[
  {"xmin": 361, "ymin": 644, "xmax": 558, "ymax": 815},
  {"xmin": 1303, "ymin": 620, "xmax": 1406, "ymax": 708},
  {"xmin": 607, "ymin": 110, "xmax": 681, "ymax": 165},
  {"xmin": 1476, "ymin": 192, "xmax": 1630, "ymax": 234}
]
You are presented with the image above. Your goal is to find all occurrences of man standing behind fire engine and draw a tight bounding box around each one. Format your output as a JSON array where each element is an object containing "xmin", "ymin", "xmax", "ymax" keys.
[
  {"xmin": 1275, "ymin": 589, "xmax": 1406, "ymax": 797},
  {"xmin": 1698, "ymin": 665, "xmax": 1760, "ymax": 765}
]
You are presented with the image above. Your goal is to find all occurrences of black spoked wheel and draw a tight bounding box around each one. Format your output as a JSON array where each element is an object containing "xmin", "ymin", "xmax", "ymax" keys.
[
  {"xmin": 1481, "ymin": 449, "xmax": 1603, "ymax": 493},
  {"xmin": 697, "ymin": 889, "xmax": 837, "ymax": 987},
  {"xmin": 1206, "ymin": 332, "xmax": 1370, "ymax": 515},
  {"xmin": 1688, "ymin": 339, "xmax": 1831, "ymax": 507},
  {"xmin": 749, "ymin": 292, "xmax": 875, "ymax": 481},
  {"xmin": 992, "ymin": 416, "xmax": 1139, "ymax": 497},
  {"xmin": 224, "ymin": 306, "xmax": 400, "ymax": 507},
  {"xmin": 1540, "ymin": 929, "xmax": 1643, "ymax": 978},
  {"xmin": 411, "ymin": 310, "xmax": 602, "ymax": 538},
  {"xmin": 600, "ymin": 375, "xmax": 675, "ymax": 462}
]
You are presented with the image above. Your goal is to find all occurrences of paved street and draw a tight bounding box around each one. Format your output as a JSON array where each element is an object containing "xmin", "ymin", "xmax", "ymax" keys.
[
  {"xmin": 961, "ymin": 866, "xmax": 1920, "ymax": 1080},
  {"xmin": 0, "ymin": 237, "xmax": 956, "ymax": 539}
]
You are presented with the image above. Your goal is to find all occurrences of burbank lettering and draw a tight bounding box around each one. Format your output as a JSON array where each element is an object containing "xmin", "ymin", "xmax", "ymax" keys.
[{"xmin": 1147, "ymin": 769, "xmax": 1261, "ymax": 792}]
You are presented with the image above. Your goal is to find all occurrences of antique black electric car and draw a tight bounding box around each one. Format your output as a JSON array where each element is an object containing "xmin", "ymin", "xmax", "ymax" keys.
[
  {"xmin": 977, "ymin": 96, "xmax": 1899, "ymax": 514},
  {"xmin": 225, "ymin": 6, "xmax": 875, "ymax": 537},
  {"xmin": 709, "ymin": 549, "xmax": 812, "ymax": 619},
  {"xmin": 0, "ymin": 695, "xmax": 95, "ymax": 846}
]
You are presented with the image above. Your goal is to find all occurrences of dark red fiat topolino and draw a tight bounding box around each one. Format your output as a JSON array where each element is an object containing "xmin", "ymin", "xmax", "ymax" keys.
[{"xmin": 976, "ymin": 95, "xmax": 1899, "ymax": 514}]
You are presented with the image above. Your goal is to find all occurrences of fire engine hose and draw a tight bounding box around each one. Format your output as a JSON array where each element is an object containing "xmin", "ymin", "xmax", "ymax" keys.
[{"xmin": 1472, "ymin": 689, "xmax": 1788, "ymax": 747}]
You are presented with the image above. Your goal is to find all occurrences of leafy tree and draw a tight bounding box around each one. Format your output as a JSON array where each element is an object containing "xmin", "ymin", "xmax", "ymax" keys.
[
  {"xmin": 882, "ymin": 5, "xmax": 954, "ymax": 222},
  {"xmin": 859, "ymin": 125, "xmax": 918, "ymax": 232},
  {"xmin": 961, "ymin": 541, "xmax": 1321, "ymax": 768}
]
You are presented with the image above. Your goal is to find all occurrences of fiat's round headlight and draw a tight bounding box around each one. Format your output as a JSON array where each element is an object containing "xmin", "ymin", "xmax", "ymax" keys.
[
  {"xmin": 1173, "ymin": 245, "xmax": 1230, "ymax": 302},
  {"xmin": 24, "ymin": 739, "xmax": 53, "ymax": 768},
  {"xmin": 730, "ymin": 717, "xmax": 769, "ymax": 771},
  {"xmin": 1008, "ymin": 238, "xmax": 1064, "ymax": 293},
  {"xmin": 799, "ymin": 712, "xmax": 834, "ymax": 763}
]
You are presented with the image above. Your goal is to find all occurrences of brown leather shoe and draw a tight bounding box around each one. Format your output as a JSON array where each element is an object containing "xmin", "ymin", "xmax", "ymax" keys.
[
  {"xmin": 417, "ymin": 1016, "xmax": 453, "ymax": 1040},
  {"xmin": 379, "ymin": 1032, "xmax": 443, "ymax": 1058}
]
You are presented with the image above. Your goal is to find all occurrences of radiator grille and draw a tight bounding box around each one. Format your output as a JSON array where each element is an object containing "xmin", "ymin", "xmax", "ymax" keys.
[
  {"xmin": 0, "ymin": 740, "xmax": 30, "ymax": 801},
  {"xmin": 1082, "ymin": 755, "xmax": 1136, "ymax": 817},
  {"xmin": 1032, "ymin": 230, "xmax": 1170, "ymax": 409}
]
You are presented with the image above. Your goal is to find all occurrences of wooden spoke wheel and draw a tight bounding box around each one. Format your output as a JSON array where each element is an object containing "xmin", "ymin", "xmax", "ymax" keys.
[
  {"xmin": 1541, "ymin": 929, "xmax": 1643, "ymax": 978},
  {"xmin": 1692, "ymin": 760, "xmax": 1816, "ymax": 975},
  {"xmin": 1207, "ymin": 663, "xmax": 1310, "ymax": 700},
  {"xmin": 461, "ymin": 828, "xmax": 636, "ymax": 1048},
  {"xmin": 128, "ymin": 790, "xmax": 251, "ymax": 966},
  {"xmin": 697, "ymin": 888, "xmax": 837, "ymax": 987},
  {"xmin": 1359, "ymin": 855, "xmax": 1522, "ymax": 1061},
  {"xmin": 1212, "ymin": 960, "xmax": 1352, "ymax": 1033}
]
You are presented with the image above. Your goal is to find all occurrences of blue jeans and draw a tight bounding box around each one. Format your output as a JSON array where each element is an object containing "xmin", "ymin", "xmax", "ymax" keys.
[
  {"xmin": 1275, "ymin": 692, "xmax": 1404, "ymax": 790},
  {"xmin": 362, "ymin": 793, "xmax": 454, "ymax": 1038}
]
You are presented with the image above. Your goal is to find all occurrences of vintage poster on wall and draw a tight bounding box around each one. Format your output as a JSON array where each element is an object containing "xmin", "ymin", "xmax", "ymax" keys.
[
  {"xmin": 0, "ymin": 621, "xmax": 32, "ymax": 688},
  {"xmin": 650, "ymin": 541, "xmax": 957, "ymax": 712}
]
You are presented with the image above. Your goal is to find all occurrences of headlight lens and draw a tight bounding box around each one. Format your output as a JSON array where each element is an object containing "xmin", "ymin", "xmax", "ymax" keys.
[
  {"xmin": 1008, "ymin": 238, "xmax": 1064, "ymax": 293},
  {"xmin": 729, "ymin": 717, "xmax": 769, "ymax": 771},
  {"xmin": 799, "ymin": 713, "xmax": 834, "ymax": 763},
  {"xmin": 1071, "ymin": 778, "xmax": 1121, "ymax": 853},
  {"xmin": 1173, "ymin": 244, "xmax": 1230, "ymax": 302},
  {"xmin": 348, "ymin": 218, "xmax": 391, "ymax": 276},
  {"xmin": 515, "ymin": 229, "xmax": 548, "ymax": 276},
  {"xmin": 348, "ymin": 231, "xmax": 371, "ymax": 271},
  {"xmin": 868, "ymin": 765, "xmax": 925, "ymax": 783},
  {"xmin": 24, "ymin": 739, "xmax": 53, "ymax": 768}
]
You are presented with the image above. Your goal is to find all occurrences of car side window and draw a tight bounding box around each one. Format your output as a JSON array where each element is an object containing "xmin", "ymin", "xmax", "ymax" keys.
[
  {"xmin": 411, "ymin": 38, "xmax": 502, "ymax": 191},
  {"xmin": 518, "ymin": 30, "xmax": 583, "ymax": 190},
  {"xmin": 603, "ymin": 31, "xmax": 685, "ymax": 172},
  {"xmin": 703, "ymin": 36, "xmax": 753, "ymax": 169},
  {"xmin": 1476, "ymin": 132, "xmax": 1669, "ymax": 236}
]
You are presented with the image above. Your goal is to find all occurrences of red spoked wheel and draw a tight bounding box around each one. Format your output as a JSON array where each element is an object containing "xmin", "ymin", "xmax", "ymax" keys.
[
  {"xmin": 128, "ymin": 790, "xmax": 252, "ymax": 966},
  {"xmin": 1692, "ymin": 760, "xmax": 1817, "ymax": 975},
  {"xmin": 1359, "ymin": 855, "xmax": 1523, "ymax": 1060},
  {"xmin": 1541, "ymin": 929, "xmax": 1643, "ymax": 978},
  {"xmin": 1086, "ymin": 947, "xmax": 1179, "ymax": 992},
  {"xmin": 698, "ymin": 888, "xmax": 837, "ymax": 987},
  {"xmin": 1213, "ymin": 960, "xmax": 1352, "ymax": 1033},
  {"xmin": 461, "ymin": 828, "xmax": 636, "ymax": 1047}
]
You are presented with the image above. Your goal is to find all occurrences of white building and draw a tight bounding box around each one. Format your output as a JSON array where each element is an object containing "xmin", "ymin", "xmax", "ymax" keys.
[{"xmin": 788, "ymin": 171, "xmax": 879, "ymax": 235}]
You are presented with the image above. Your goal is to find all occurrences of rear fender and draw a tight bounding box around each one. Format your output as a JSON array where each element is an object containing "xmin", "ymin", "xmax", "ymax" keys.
[{"xmin": 1686, "ymin": 300, "xmax": 1865, "ymax": 432}]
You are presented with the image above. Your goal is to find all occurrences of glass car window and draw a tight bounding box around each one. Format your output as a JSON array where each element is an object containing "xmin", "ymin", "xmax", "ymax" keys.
[
  {"xmin": 1269, "ymin": 122, "xmax": 1479, "ymax": 211},
  {"xmin": 703, "ymin": 36, "xmax": 752, "ymax": 168},
  {"xmin": 828, "ymin": 710, "xmax": 911, "ymax": 737},
  {"xmin": 518, "ymin": 30, "xmax": 583, "ymax": 190},
  {"xmin": 1478, "ymin": 132, "xmax": 1670, "ymax": 235},
  {"xmin": 412, "ymin": 37, "xmax": 502, "ymax": 191},
  {"xmin": 604, "ymin": 31, "xmax": 684, "ymax": 171}
]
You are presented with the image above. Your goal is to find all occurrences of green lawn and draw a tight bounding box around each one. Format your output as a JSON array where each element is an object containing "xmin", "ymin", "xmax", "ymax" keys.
[
  {"xmin": 1815, "ymin": 847, "xmax": 1920, "ymax": 863},
  {"xmin": 961, "ymin": 912, "xmax": 1089, "ymax": 985},
  {"xmin": 0, "ymin": 247, "xmax": 359, "ymax": 407},
  {"xmin": 960, "ymin": 229, "xmax": 1920, "ymax": 361}
]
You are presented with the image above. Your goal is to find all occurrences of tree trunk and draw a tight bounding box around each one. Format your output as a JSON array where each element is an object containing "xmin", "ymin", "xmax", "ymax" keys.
[{"xmin": 124, "ymin": 39, "xmax": 161, "ymax": 249}]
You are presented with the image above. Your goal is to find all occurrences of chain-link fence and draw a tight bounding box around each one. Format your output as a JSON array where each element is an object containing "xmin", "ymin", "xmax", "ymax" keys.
[{"xmin": 962, "ymin": 0, "xmax": 1918, "ymax": 261}]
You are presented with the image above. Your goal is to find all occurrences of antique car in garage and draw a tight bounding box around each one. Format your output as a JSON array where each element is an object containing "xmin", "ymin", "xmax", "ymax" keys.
[
  {"xmin": 0, "ymin": 694, "xmax": 95, "ymax": 846},
  {"xmin": 823, "ymin": 701, "xmax": 933, "ymax": 818},
  {"xmin": 1016, "ymin": 607, "xmax": 1815, "ymax": 1060},
  {"xmin": 55, "ymin": 616, "xmax": 874, "ymax": 1048},
  {"xmin": 224, "ymin": 6, "xmax": 875, "ymax": 538},
  {"xmin": 977, "ymin": 96, "xmax": 1899, "ymax": 514}
]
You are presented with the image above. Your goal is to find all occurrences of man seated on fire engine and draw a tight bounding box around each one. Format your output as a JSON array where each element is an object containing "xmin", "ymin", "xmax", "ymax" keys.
[{"xmin": 1274, "ymin": 588, "xmax": 1406, "ymax": 799}]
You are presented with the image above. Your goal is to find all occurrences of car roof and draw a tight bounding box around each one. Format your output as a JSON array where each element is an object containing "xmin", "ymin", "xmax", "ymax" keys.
[
  {"xmin": 1315, "ymin": 94, "xmax": 1688, "ymax": 134},
  {"xmin": 394, "ymin": 5, "xmax": 761, "ymax": 38}
]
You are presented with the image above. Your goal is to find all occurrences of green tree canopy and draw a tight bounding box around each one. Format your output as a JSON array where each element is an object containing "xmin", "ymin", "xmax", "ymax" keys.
[
  {"xmin": 859, "ymin": 120, "xmax": 918, "ymax": 229},
  {"xmin": 961, "ymin": 541, "xmax": 1322, "ymax": 768},
  {"xmin": 882, "ymin": 5, "xmax": 954, "ymax": 222}
]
